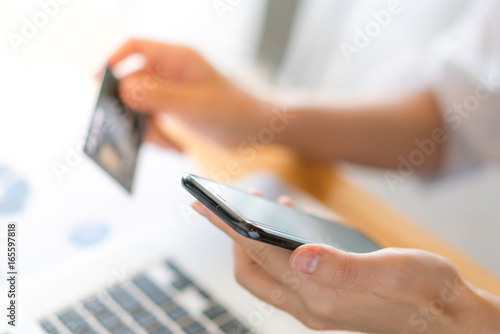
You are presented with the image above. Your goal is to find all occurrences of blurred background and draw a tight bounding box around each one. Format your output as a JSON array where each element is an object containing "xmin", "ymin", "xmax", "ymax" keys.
[{"xmin": 1, "ymin": 0, "xmax": 499, "ymax": 285}]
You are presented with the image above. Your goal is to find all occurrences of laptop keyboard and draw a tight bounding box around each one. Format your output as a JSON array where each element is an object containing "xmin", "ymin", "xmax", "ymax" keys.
[{"xmin": 39, "ymin": 260, "xmax": 252, "ymax": 334}]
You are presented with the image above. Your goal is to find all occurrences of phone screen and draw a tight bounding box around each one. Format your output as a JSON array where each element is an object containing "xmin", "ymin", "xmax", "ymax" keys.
[{"xmin": 194, "ymin": 176, "xmax": 381, "ymax": 253}]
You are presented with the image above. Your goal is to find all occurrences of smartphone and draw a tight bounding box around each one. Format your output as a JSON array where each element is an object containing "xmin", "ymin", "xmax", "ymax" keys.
[{"xmin": 182, "ymin": 174, "xmax": 381, "ymax": 253}]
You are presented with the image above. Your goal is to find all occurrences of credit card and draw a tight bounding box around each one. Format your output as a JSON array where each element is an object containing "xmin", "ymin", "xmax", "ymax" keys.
[{"xmin": 84, "ymin": 67, "xmax": 148, "ymax": 193}]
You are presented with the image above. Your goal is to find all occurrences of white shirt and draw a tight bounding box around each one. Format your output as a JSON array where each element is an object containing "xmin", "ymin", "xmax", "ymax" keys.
[
  {"xmin": 277, "ymin": 0, "xmax": 499, "ymax": 175},
  {"xmin": 425, "ymin": 0, "xmax": 500, "ymax": 175}
]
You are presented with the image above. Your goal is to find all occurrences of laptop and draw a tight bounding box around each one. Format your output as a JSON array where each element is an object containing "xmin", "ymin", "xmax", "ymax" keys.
[{"xmin": 14, "ymin": 160, "xmax": 349, "ymax": 334}]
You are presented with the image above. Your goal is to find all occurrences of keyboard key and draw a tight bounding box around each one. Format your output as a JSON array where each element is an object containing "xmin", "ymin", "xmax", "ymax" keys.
[
  {"xmin": 133, "ymin": 276, "xmax": 171, "ymax": 306},
  {"xmin": 40, "ymin": 320, "xmax": 59, "ymax": 334},
  {"xmin": 220, "ymin": 319, "xmax": 250, "ymax": 334},
  {"xmin": 110, "ymin": 326, "xmax": 135, "ymax": 334},
  {"xmin": 171, "ymin": 277, "xmax": 191, "ymax": 291},
  {"xmin": 57, "ymin": 309, "xmax": 93, "ymax": 334},
  {"xmin": 182, "ymin": 321, "xmax": 206, "ymax": 334},
  {"xmin": 165, "ymin": 261, "xmax": 194, "ymax": 290},
  {"xmin": 109, "ymin": 287, "xmax": 142, "ymax": 313},
  {"xmin": 203, "ymin": 304, "xmax": 227, "ymax": 320},
  {"xmin": 165, "ymin": 260, "xmax": 182, "ymax": 274},
  {"xmin": 83, "ymin": 298, "xmax": 107, "ymax": 316},
  {"xmin": 133, "ymin": 310, "xmax": 158, "ymax": 329},
  {"xmin": 197, "ymin": 289, "xmax": 211, "ymax": 300},
  {"xmin": 96, "ymin": 311, "xmax": 122, "ymax": 330},
  {"xmin": 149, "ymin": 325, "xmax": 174, "ymax": 334},
  {"xmin": 166, "ymin": 306, "xmax": 188, "ymax": 321}
]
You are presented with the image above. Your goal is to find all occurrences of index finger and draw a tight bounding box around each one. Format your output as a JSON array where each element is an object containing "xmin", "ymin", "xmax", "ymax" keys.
[
  {"xmin": 191, "ymin": 201, "xmax": 267, "ymax": 252},
  {"xmin": 191, "ymin": 201, "xmax": 300, "ymax": 285}
]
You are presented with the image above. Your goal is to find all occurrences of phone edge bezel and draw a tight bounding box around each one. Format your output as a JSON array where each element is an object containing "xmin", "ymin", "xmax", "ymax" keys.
[{"xmin": 181, "ymin": 173, "xmax": 305, "ymax": 250}]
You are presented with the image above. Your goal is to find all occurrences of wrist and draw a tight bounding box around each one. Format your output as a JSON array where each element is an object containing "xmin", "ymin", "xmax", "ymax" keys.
[
  {"xmin": 449, "ymin": 281, "xmax": 500, "ymax": 333},
  {"xmin": 466, "ymin": 285, "xmax": 500, "ymax": 333},
  {"xmin": 245, "ymin": 97, "xmax": 299, "ymax": 146}
]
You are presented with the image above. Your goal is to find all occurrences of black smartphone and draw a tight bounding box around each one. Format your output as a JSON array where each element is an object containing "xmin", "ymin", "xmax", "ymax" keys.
[{"xmin": 182, "ymin": 174, "xmax": 381, "ymax": 253}]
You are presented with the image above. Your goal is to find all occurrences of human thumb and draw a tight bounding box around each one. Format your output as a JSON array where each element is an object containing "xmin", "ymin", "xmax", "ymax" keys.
[{"xmin": 290, "ymin": 244, "xmax": 369, "ymax": 289}]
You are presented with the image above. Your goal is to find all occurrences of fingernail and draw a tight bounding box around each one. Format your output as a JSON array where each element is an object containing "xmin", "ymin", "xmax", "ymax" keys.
[
  {"xmin": 191, "ymin": 201, "xmax": 209, "ymax": 217},
  {"xmin": 292, "ymin": 249, "xmax": 319, "ymax": 274}
]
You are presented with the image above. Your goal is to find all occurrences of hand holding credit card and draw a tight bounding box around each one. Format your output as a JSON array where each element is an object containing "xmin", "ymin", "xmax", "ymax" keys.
[{"xmin": 84, "ymin": 67, "xmax": 149, "ymax": 193}]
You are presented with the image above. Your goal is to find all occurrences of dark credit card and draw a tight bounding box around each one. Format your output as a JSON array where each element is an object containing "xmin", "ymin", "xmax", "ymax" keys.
[{"xmin": 84, "ymin": 67, "xmax": 148, "ymax": 193}]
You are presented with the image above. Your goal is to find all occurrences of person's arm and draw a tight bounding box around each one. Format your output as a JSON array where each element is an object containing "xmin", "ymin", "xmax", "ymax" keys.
[
  {"xmin": 109, "ymin": 39, "xmax": 444, "ymax": 171},
  {"xmin": 191, "ymin": 200, "xmax": 500, "ymax": 334},
  {"xmin": 273, "ymin": 91, "xmax": 443, "ymax": 170}
]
